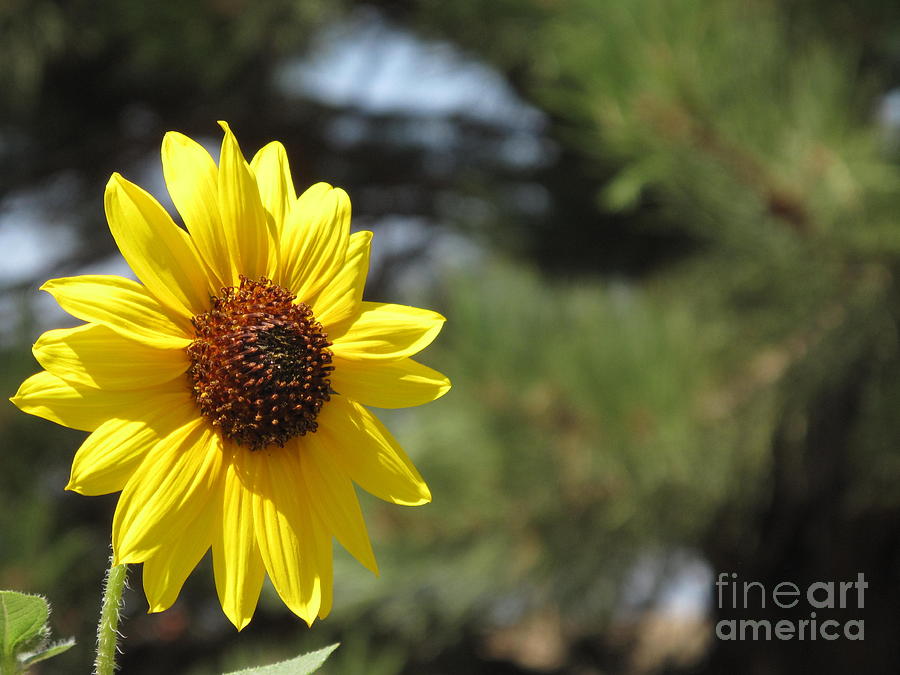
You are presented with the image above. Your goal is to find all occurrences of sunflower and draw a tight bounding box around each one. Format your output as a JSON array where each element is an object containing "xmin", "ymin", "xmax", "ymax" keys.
[{"xmin": 10, "ymin": 122, "xmax": 450, "ymax": 629}]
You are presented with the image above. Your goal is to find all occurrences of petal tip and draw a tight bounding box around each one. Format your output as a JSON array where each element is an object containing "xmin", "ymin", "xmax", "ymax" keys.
[
  {"xmin": 332, "ymin": 186, "xmax": 351, "ymax": 204},
  {"xmin": 8, "ymin": 391, "xmax": 25, "ymax": 411},
  {"xmin": 161, "ymin": 131, "xmax": 190, "ymax": 155},
  {"xmin": 404, "ymin": 483, "xmax": 432, "ymax": 506},
  {"xmin": 434, "ymin": 377, "xmax": 452, "ymax": 401},
  {"xmin": 227, "ymin": 612, "xmax": 253, "ymax": 632}
]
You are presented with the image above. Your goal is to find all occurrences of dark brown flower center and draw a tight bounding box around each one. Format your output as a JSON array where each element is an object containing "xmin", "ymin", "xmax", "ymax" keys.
[{"xmin": 186, "ymin": 276, "xmax": 333, "ymax": 450}]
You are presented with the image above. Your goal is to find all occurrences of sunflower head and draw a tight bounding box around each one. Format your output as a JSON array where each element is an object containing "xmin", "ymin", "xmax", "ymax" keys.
[
  {"xmin": 10, "ymin": 122, "xmax": 450, "ymax": 629},
  {"xmin": 187, "ymin": 275, "xmax": 334, "ymax": 450}
]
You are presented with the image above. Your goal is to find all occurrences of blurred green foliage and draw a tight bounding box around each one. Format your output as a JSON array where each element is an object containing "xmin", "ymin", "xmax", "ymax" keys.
[
  {"xmin": 0, "ymin": 0, "xmax": 339, "ymax": 117},
  {"xmin": 3, "ymin": 0, "xmax": 900, "ymax": 673}
]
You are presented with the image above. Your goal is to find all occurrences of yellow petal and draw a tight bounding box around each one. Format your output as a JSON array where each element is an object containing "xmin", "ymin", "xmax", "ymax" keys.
[
  {"xmin": 249, "ymin": 449, "xmax": 322, "ymax": 625},
  {"xmin": 317, "ymin": 395, "xmax": 431, "ymax": 506},
  {"xmin": 10, "ymin": 371, "xmax": 183, "ymax": 432},
  {"xmin": 68, "ymin": 419, "xmax": 153, "ymax": 496},
  {"xmin": 143, "ymin": 496, "xmax": 217, "ymax": 613},
  {"xmin": 312, "ymin": 230, "xmax": 372, "ymax": 328},
  {"xmin": 250, "ymin": 141, "xmax": 296, "ymax": 236},
  {"xmin": 66, "ymin": 390, "xmax": 196, "ymax": 495},
  {"xmin": 277, "ymin": 183, "xmax": 330, "ymax": 289},
  {"xmin": 300, "ymin": 433, "xmax": 378, "ymax": 574},
  {"xmin": 329, "ymin": 302, "xmax": 446, "ymax": 361},
  {"xmin": 297, "ymin": 484, "xmax": 332, "ymax": 623},
  {"xmin": 33, "ymin": 323, "xmax": 189, "ymax": 391},
  {"xmin": 41, "ymin": 275, "xmax": 191, "ymax": 349},
  {"xmin": 161, "ymin": 131, "xmax": 229, "ymax": 289},
  {"xmin": 217, "ymin": 121, "xmax": 275, "ymax": 281},
  {"xmin": 331, "ymin": 356, "xmax": 450, "ymax": 409},
  {"xmin": 113, "ymin": 418, "xmax": 223, "ymax": 564},
  {"xmin": 312, "ymin": 513, "xmax": 334, "ymax": 620},
  {"xmin": 104, "ymin": 172, "xmax": 213, "ymax": 318},
  {"xmin": 212, "ymin": 445, "xmax": 266, "ymax": 631},
  {"xmin": 281, "ymin": 184, "xmax": 351, "ymax": 301}
]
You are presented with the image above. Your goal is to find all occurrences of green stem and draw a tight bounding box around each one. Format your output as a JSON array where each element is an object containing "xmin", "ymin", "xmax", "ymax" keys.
[{"xmin": 93, "ymin": 561, "xmax": 127, "ymax": 675}]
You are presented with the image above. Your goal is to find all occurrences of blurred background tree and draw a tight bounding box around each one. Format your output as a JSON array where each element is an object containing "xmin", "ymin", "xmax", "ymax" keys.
[{"xmin": 2, "ymin": 0, "xmax": 900, "ymax": 673}]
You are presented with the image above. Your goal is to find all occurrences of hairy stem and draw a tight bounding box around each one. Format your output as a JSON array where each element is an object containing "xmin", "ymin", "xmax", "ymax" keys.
[{"xmin": 94, "ymin": 561, "xmax": 127, "ymax": 675}]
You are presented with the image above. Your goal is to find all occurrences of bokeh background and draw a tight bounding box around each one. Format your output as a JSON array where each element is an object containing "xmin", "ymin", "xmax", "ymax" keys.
[{"xmin": 3, "ymin": 1, "xmax": 900, "ymax": 673}]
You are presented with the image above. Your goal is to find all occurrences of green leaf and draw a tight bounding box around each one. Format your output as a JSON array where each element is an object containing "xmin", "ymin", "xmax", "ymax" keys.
[
  {"xmin": 20, "ymin": 638, "xmax": 76, "ymax": 668},
  {"xmin": 0, "ymin": 591, "xmax": 49, "ymax": 673},
  {"xmin": 223, "ymin": 643, "xmax": 340, "ymax": 675}
]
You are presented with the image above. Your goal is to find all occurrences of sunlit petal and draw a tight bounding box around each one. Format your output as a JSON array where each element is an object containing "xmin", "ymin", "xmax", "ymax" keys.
[
  {"xmin": 104, "ymin": 172, "xmax": 213, "ymax": 317},
  {"xmin": 250, "ymin": 449, "xmax": 322, "ymax": 625},
  {"xmin": 41, "ymin": 275, "xmax": 191, "ymax": 348},
  {"xmin": 10, "ymin": 371, "xmax": 185, "ymax": 432},
  {"xmin": 300, "ymin": 433, "xmax": 378, "ymax": 573},
  {"xmin": 312, "ymin": 230, "xmax": 372, "ymax": 328},
  {"xmin": 213, "ymin": 444, "xmax": 266, "ymax": 630},
  {"xmin": 330, "ymin": 302, "xmax": 446, "ymax": 361},
  {"xmin": 67, "ymin": 389, "xmax": 196, "ymax": 495},
  {"xmin": 251, "ymin": 140, "xmax": 296, "ymax": 237},
  {"xmin": 318, "ymin": 395, "xmax": 431, "ymax": 505},
  {"xmin": 161, "ymin": 131, "xmax": 229, "ymax": 289},
  {"xmin": 113, "ymin": 418, "xmax": 223, "ymax": 564},
  {"xmin": 217, "ymin": 121, "xmax": 275, "ymax": 281},
  {"xmin": 33, "ymin": 323, "xmax": 189, "ymax": 390},
  {"xmin": 281, "ymin": 184, "xmax": 350, "ymax": 301},
  {"xmin": 143, "ymin": 496, "xmax": 218, "ymax": 613},
  {"xmin": 331, "ymin": 356, "xmax": 450, "ymax": 408}
]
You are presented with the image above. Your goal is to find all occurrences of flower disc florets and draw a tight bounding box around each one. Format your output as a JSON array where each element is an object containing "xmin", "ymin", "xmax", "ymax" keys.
[{"xmin": 187, "ymin": 276, "xmax": 333, "ymax": 450}]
